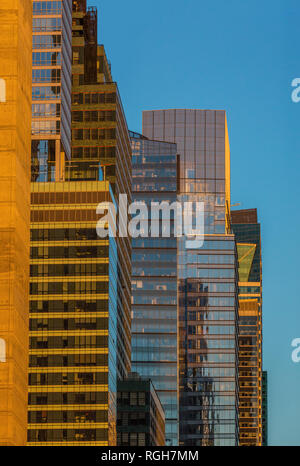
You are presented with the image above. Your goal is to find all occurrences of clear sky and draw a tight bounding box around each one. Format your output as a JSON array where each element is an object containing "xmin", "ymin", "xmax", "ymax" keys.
[{"xmin": 95, "ymin": 0, "xmax": 300, "ymax": 445}]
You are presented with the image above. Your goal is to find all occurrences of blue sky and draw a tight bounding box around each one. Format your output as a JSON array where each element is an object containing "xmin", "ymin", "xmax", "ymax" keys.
[{"xmin": 95, "ymin": 0, "xmax": 300, "ymax": 445}]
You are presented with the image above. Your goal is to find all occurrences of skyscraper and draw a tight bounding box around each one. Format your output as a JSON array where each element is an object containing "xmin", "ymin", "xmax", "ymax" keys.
[
  {"xmin": 28, "ymin": 0, "xmax": 131, "ymax": 445},
  {"xmin": 28, "ymin": 180, "xmax": 119, "ymax": 445},
  {"xmin": 117, "ymin": 373, "xmax": 165, "ymax": 446},
  {"xmin": 0, "ymin": 0, "xmax": 32, "ymax": 446},
  {"xmin": 231, "ymin": 208, "xmax": 263, "ymax": 446},
  {"xmin": 70, "ymin": 0, "xmax": 132, "ymax": 380},
  {"xmin": 262, "ymin": 370, "xmax": 268, "ymax": 446},
  {"xmin": 143, "ymin": 109, "xmax": 239, "ymax": 446},
  {"xmin": 130, "ymin": 131, "xmax": 178, "ymax": 446},
  {"xmin": 31, "ymin": 0, "xmax": 72, "ymax": 182}
]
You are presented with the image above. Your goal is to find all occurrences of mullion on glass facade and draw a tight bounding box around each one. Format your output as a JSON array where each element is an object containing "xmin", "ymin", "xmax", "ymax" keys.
[
  {"xmin": 28, "ymin": 181, "xmax": 118, "ymax": 445},
  {"xmin": 31, "ymin": 0, "xmax": 72, "ymax": 183},
  {"xmin": 131, "ymin": 132, "xmax": 179, "ymax": 446},
  {"xmin": 142, "ymin": 109, "xmax": 239, "ymax": 446},
  {"xmin": 231, "ymin": 209, "xmax": 263, "ymax": 446}
]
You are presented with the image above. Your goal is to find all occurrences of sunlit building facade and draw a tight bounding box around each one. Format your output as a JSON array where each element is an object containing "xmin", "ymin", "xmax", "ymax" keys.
[
  {"xmin": 143, "ymin": 109, "xmax": 239, "ymax": 446},
  {"xmin": 262, "ymin": 370, "xmax": 268, "ymax": 446},
  {"xmin": 28, "ymin": 0, "xmax": 131, "ymax": 445},
  {"xmin": 28, "ymin": 181, "xmax": 118, "ymax": 445},
  {"xmin": 70, "ymin": 0, "xmax": 132, "ymax": 380},
  {"xmin": 231, "ymin": 208, "xmax": 263, "ymax": 446},
  {"xmin": 32, "ymin": 0, "xmax": 72, "ymax": 182},
  {"xmin": 0, "ymin": 0, "xmax": 32, "ymax": 446},
  {"xmin": 130, "ymin": 132, "xmax": 178, "ymax": 446}
]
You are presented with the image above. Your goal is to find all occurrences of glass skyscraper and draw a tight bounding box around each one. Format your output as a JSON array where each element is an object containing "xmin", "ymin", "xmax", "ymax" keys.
[
  {"xmin": 231, "ymin": 208, "xmax": 263, "ymax": 446},
  {"xmin": 143, "ymin": 109, "xmax": 239, "ymax": 446},
  {"xmin": 31, "ymin": 0, "xmax": 72, "ymax": 182},
  {"xmin": 28, "ymin": 0, "xmax": 132, "ymax": 445},
  {"xmin": 130, "ymin": 132, "xmax": 179, "ymax": 446},
  {"xmin": 70, "ymin": 0, "xmax": 132, "ymax": 381}
]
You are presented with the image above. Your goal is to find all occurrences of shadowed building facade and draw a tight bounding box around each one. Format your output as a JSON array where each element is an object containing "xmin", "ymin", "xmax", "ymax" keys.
[
  {"xmin": 117, "ymin": 373, "xmax": 165, "ymax": 446},
  {"xmin": 143, "ymin": 109, "xmax": 239, "ymax": 446},
  {"xmin": 0, "ymin": 0, "xmax": 32, "ymax": 446},
  {"xmin": 130, "ymin": 131, "xmax": 178, "ymax": 446},
  {"xmin": 231, "ymin": 208, "xmax": 263, "ymax": 446}
]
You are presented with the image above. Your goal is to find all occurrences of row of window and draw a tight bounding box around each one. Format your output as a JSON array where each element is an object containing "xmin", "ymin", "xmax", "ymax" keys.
[
  {"xmin": 33, "ymin": 34, "xmax": 61, "ymax": 49},
  {"xmin": 187, "ymin": 338, "xmax": 235, "ymax": 350},
  {"xmin": 30, "ymin": 299, "xmax": 109, "ymax": 313},
  {"xmin": 30, "ymin": 354, "xmax": 108, "ymax": 368},
  {"xmin": 72, "ymin": 146, "xmax": 116, "ymax": 160},
  {"xmin": 180, "ymin": 268, "xmax": 235, "ymax": 279},
  {"xmin": 33, "ymin": 51, "xmax": 61, "ymax": 66},
  {"xmin": 28, "ymin": 410, "xmax": 107, "ymax": 424},
  {"xmin": 31, "ymin": 245, "xmax": 108, "ymax": 259},
  {"xmin": 132, "ymin": 296, "xmax": 176, "ymax": 305},
  {"xmin": 182, "ymin": 297, "xmax": 235, "ymax": 307},
  {"xmin": 33, "ymin": 1, "xmax": 62, "ymax": 15},
  {"xmin": 31, "ymin": 263, "xmax": 108, "ymax": 277},
  {"xmin": 32, "ymin": 120, "xmax": 60, "ymax": 135},
  {"xmin": 72, "ymin": 128, "xmax": 116, "ymax": 141},
  {"xmin": 30, "ymin": 281, "xmax": 108, "ymax": 295},
  {"xmin": 186, "ymin": 310, "xmax": 236, "ymax": 322},
  {"xmin": 30, "ymin": 335, "xmax": 108, "ymax": 349},
  {"xmin": 30, "ymin": 317, "xmax": 108, "ymax": 331},
  {"xmin": 32, "ymin": 85, "xmax": 60, "ymax": 100},
  {"xmin": 187, "ymin": 353, "xmax": 236, "ymax": 364},
  {"xmin": 117, "ymin": 432, "xmax": 147, "ymax": 447},
  {"xmin": 32, "ymin": 102, "xmax": 61, "ymax": 117},
  {"xmin": 179, "ymin": 253, "xmax": 235, "ymax": 265},
  {"xmin": 33, "ymin": 18, "xmax": 62, "ymax": 32},
  {"xmin": 28, "ymin": 429, "xmax": 107, "ymax": 442},
  {"xmin": 72, "ymin": 92, "xmax": 116, "ymax": 105},
  {"xmin": 185, "ymin": 367, "xmax": 235, "ymax": 378},
  {"xmin": 187, "ymin": 324, "xmax": 235, "ymax": 335},
  {"xmin": 33, "ymin": 69, "xmax": 61, "ymax": 84},
  {"xmin": 29, "ymin": 372, "xmax": 108, "ymax": 386},
  {"xmin": 73, "ymin": 110, "xmax": 116, "ymax": 123}
]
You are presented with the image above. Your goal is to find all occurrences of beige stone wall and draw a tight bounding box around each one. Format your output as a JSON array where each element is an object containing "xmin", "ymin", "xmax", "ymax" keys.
[{"xmin": 0, "ymin": 0, "xmax": 32, "ymax": 446}]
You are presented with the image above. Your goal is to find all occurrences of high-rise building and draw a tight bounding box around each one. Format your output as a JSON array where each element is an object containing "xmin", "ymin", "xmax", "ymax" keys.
[
  {"xmin": 130, "ymin": 131, "xmax": 178, "ymax": 446},
  {"xmin": 262, "ymin": 370, "xmax": 268, "ymax": 446},
  {"xmin": 28, "ymin": 180, "xmax": 119, "ymax": 445},
  {"xmin": 28, "ymin": 0, "xmax": 131, "ymax": 445},
  {"xmin": 32, "ymin": 0, "xmax": 72, "ymax": 182},
  {"xmin": 0, "ymin": 0, "xmax": 32, "ymax": 446},
  {"xmin": 231, "ymin": 208, "xmax": 263, "ymax": 446},
  {"xmin": 117, "ymin": 373, "xmax": 165, "ymax": 446},
  {"xmin": 70, "ymin": 0, "xmax": 132, "ymax": 380},
  {"xmin": 143, "ymin": 109, "xmax": 239, "ymax": 446}
]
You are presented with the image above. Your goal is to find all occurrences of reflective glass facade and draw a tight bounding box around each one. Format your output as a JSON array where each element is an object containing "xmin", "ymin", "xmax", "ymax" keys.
[
  {"xmin": 143, "ymin": 109, "xmax": 239, "ymax": 446},
  {"xmin": 32, "ymin": 0, "xmax": 72, "ymax": 182},
  {"xmin": 0, "ymin": 0, "xmax": 32, "ymax": 446},
  {"xmin": 130, "ymin": 132, "xmax": 178, "ymax": 446},
  {"xmin": 28, "ymin": 1, "xmax": 132, "ymax": 446},
  {"xmin": 28, "ymin": 181, "xmax": 118, "ymax": 445},
  {"xmin": 70, "ymin": 1, "xmax": 132, "ymax": 380},
  {"xmin": 231, "ymin": 209, "xmax": 263, "ymax": 446}
]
